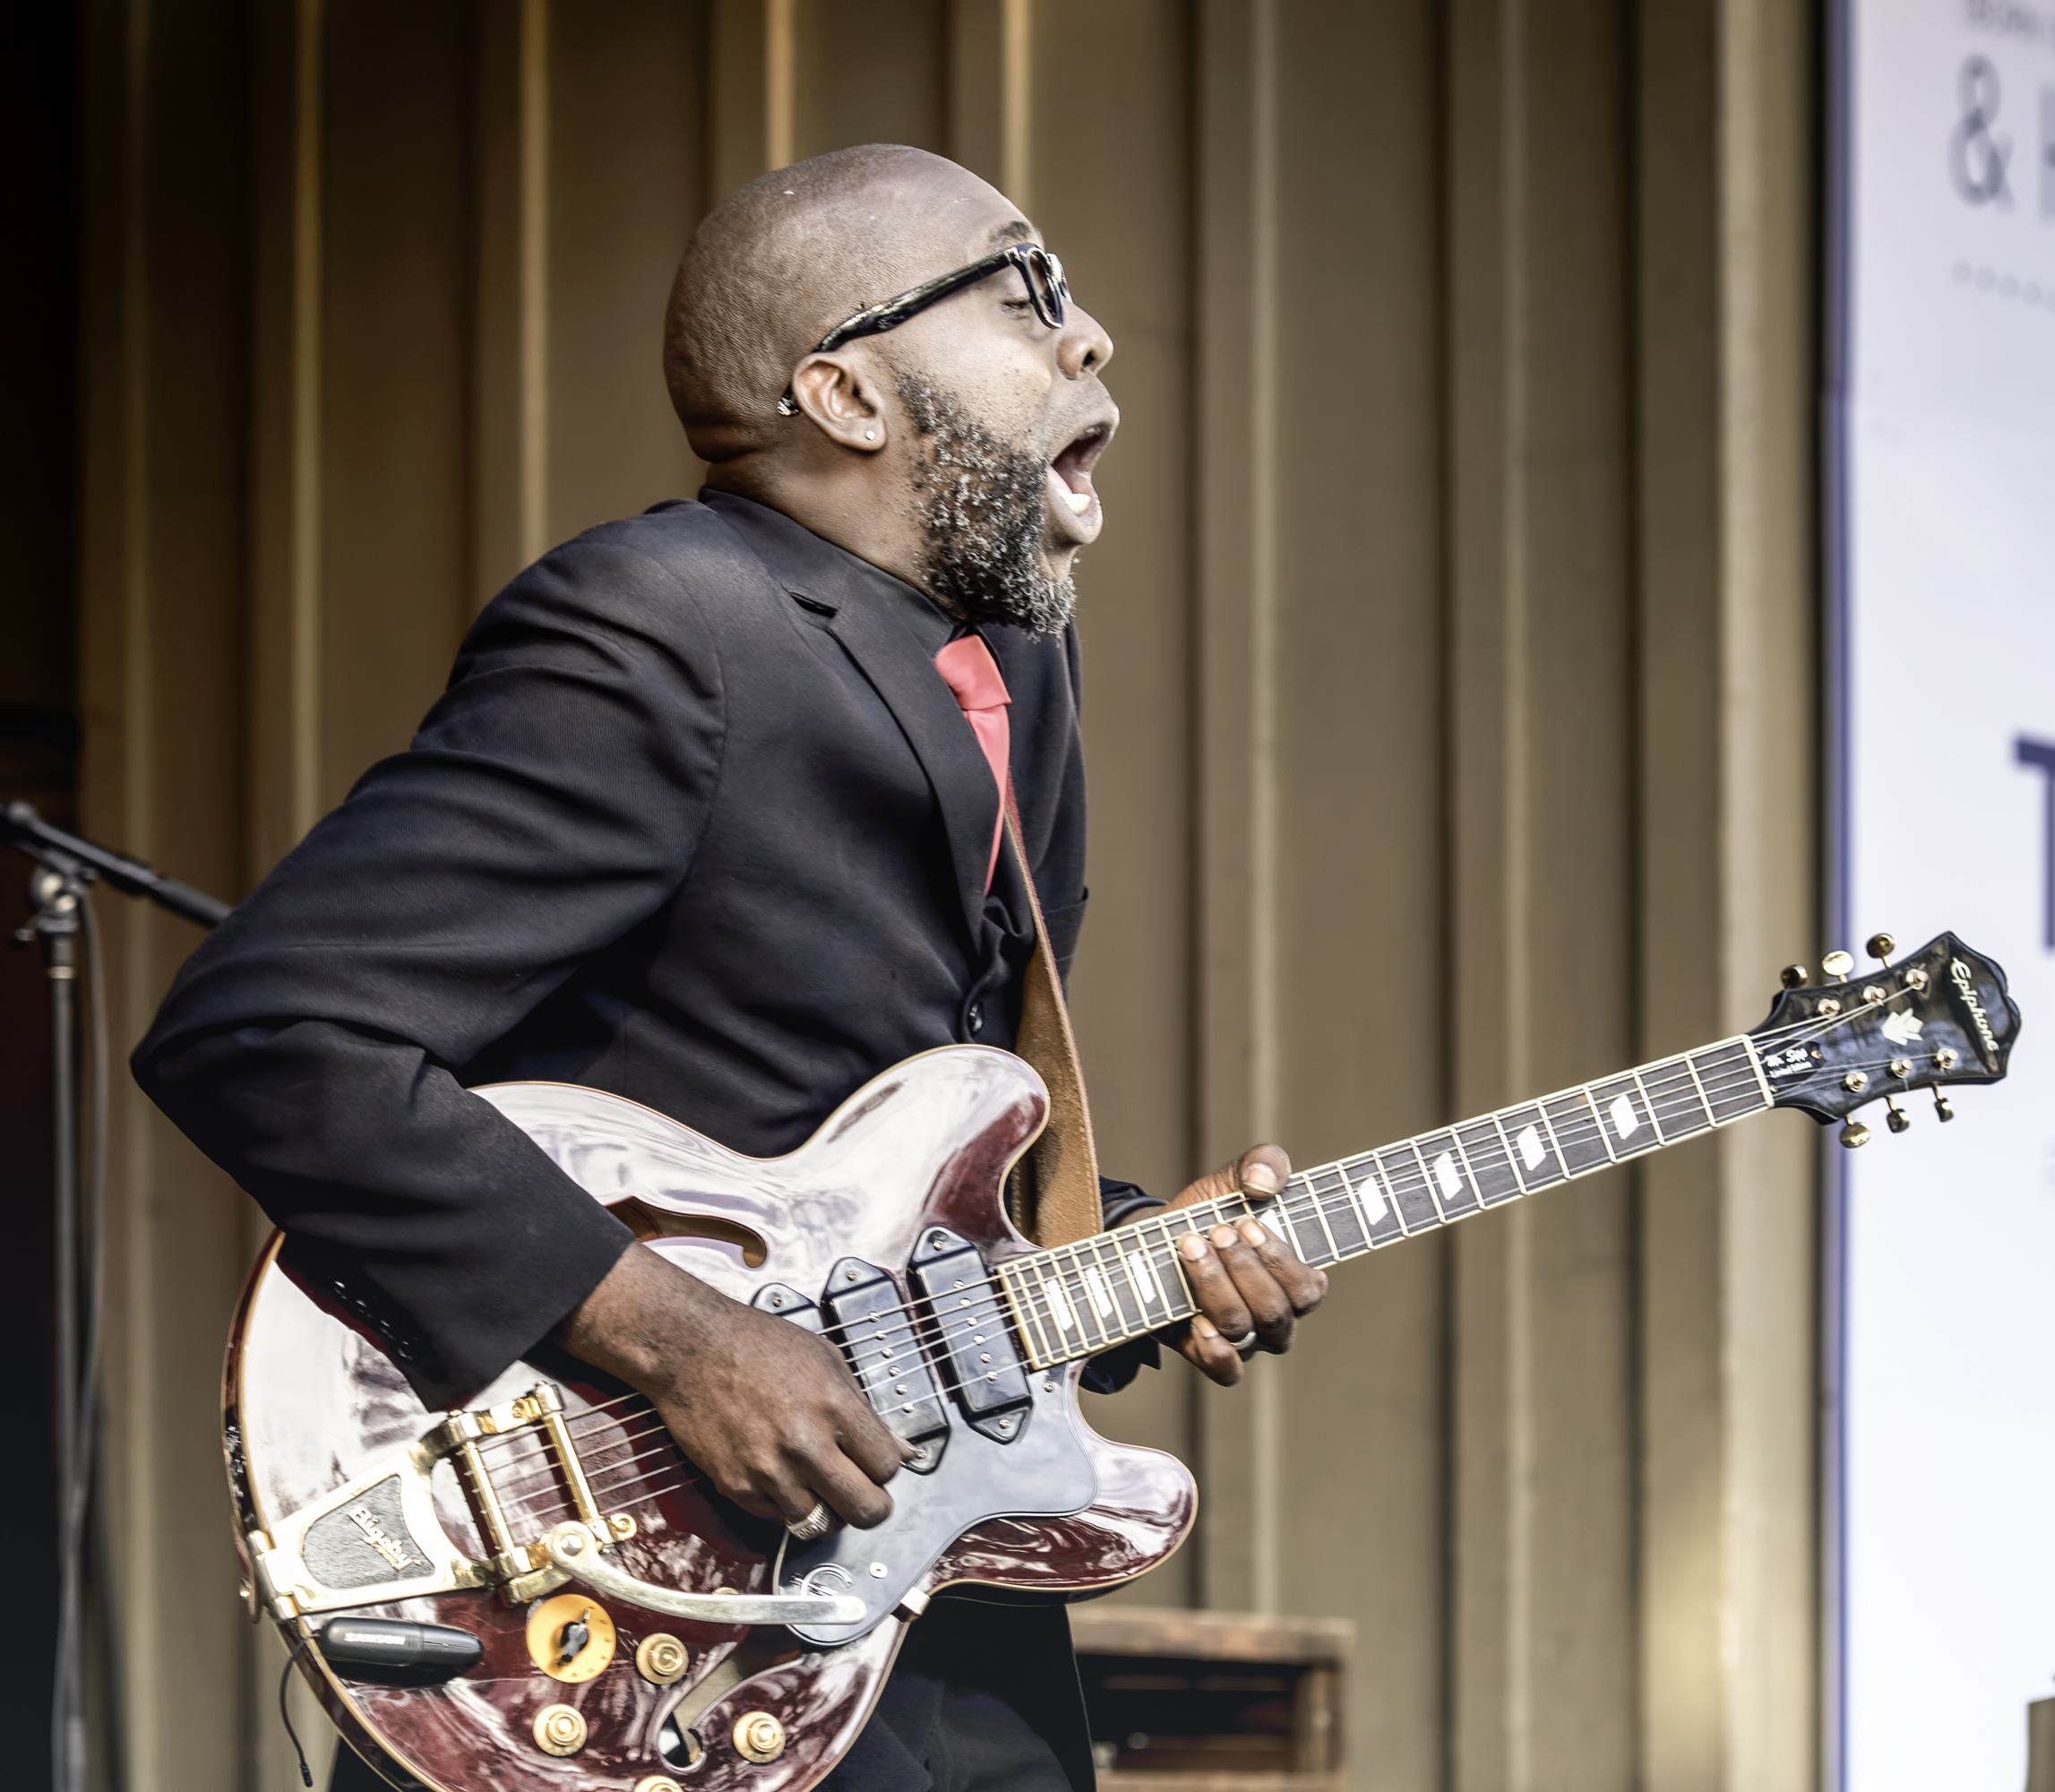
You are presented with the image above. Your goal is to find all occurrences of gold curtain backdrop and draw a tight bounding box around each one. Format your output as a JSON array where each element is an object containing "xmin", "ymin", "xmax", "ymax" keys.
[{"xmin": 70, "ymin": 1, "xmax": 1819, "ymax": 1786}]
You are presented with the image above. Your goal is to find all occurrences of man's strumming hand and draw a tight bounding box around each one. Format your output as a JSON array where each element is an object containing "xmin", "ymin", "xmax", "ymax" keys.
[
  {"xmin": 557, "ymin": 1243, "xmax": 909, "ymax": 1529},
  {"xmin": 1131, "ymin": 1144, "xmax": 1327, "ymax": 1386}
]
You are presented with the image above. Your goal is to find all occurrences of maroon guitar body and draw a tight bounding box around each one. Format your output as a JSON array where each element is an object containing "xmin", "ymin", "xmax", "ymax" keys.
[
  {"xmin": 225, "ymin": 931, "xmax": 2019, "ymax": 1791},
  {"xmin": 228, "ymin": 1046, "xmax": 1194, "ymax": 1792}
]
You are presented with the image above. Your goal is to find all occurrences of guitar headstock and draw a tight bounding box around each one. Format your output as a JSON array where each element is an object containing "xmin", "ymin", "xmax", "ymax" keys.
[{"xmin": 1749, "ymin": 931, "xmax": 2021, "ymax": 1142}]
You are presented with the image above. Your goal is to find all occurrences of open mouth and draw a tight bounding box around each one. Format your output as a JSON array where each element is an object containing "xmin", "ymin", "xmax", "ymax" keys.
[{"xmin": 1048, "ymin": 424, "xmax": 1112, "ymax": 530}]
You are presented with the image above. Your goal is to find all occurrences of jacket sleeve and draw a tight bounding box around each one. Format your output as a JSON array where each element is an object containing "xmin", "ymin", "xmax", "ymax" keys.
[{"xmin": 133, "ymin": 532, "xmax": 726, "ymax": 1408}]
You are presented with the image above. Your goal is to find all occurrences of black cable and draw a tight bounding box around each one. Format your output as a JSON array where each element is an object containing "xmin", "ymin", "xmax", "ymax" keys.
[{"xmin": 279, "ymin": 1634, "xmax": 314, "ymax": 1788}]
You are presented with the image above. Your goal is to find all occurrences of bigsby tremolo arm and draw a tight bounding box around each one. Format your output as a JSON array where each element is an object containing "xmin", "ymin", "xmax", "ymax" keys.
[{"xmin": 244, "ymin": 1381, "xmax": 863, "ymax": 1625}]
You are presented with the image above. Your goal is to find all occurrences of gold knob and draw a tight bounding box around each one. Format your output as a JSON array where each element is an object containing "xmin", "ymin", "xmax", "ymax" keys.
[
  {"xmin": 1779, "ymin": 963, "xmax": 1810, "ymax": 988},
  {"xmin": 1865, "ymin": 932, "xmax": 1896, "ymax": 962},
  {"xmin": 634, "ymin": 1779, "xmax": 686, "ymax": 1792},
  {"xmin": 1839, "ymin": 1119, "xmax": 1871, "ymax": 1149},
  {"xmin": 734, "ymin": 1710, "xmax": 788, "ymax": 1763},
  {"xmin": 636, "ymin": 1633, "xmax": 691, "ymax": 1686},
  {"xmin": 533, "ymin": 1703, "xmax": 587, "ymax": 1757},
  {"xmin": 1821, "ymin": 950, "xmax": 1854, "ymax": 979}
]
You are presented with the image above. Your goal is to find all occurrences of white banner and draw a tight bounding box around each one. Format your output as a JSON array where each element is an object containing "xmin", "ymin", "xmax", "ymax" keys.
[{"xmin": 1842, "ymin": 3, "xmax": 2055, "ymax": 1787}]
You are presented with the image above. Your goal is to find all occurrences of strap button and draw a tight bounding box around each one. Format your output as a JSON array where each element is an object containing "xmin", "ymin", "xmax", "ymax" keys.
[{"xmin": 966, "ymin": 1004, "xmax": 983, "ymax": 1035}]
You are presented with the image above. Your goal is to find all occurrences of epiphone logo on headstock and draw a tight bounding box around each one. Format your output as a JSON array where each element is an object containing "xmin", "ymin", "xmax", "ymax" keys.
[
  {"xmin": 1761, "ymin": 1043, "xmax": 1813, "ymax": 1080},
  {"xmin": 1951, "ymin": 958, "xmax": 1999, "ymax": 1060}
]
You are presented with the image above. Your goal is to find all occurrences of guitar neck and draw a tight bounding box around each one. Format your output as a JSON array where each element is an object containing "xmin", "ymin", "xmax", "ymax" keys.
[{"xmin": 996, "ymin": 1035, "xmax": 1776, "ymax": 1370}]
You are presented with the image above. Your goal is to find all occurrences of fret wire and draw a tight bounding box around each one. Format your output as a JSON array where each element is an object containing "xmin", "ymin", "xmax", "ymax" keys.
[
  {"xmin": 1002, "ymin": 1266, "xmax": 1040, "ymax": 1365},
  {"xmin": 1488, "ymin": 1112, "xmax": 1531, "ymax": 1195},
  {"xmin": 1329, "ymin": 1164, "xmax": 1374, "ymax": 1244},
  {"xmin": 1092, "ymin": 1231, "xmax": 1141, "ymax": 1332},
  {"xmin": 1118, "ymin": 1235, "xmax": 1166, "ymax": 1319},
  {"xmin": 1147, "ymin": 1212, "xmax": 1197, "ymax": 1317},
  {"xmin": 1380, "ymin": 1150, "xmax": 1425, "ymax": 1235},
  {"xmin": 1680, "ymin": 1050, "xmax": 1716, "ymax": 1128},
  {"xmin": 1647, "ymin": 1057, "xmax": 1707, "ymax": 1135},
  {"xmin": 1627, "ymin": 1068, "xmax": 1667, "ymax": 1146},
  {"xmin": 1580, "ymin": 1087, "xmax": 1622, "ymax": 1164},
  {"xmin": 998, "ymin": 1268, "xmax": 1041, "ymax": 1365},
  {"xmin": 1464, "ymin": 1118, "xmax": 1519, "ymax": 1206},
  {"xmin": 1268, "ymin": 1187, "xmax": 1305, "ymax": 1259},
  {"xmin": 1335, "ymin": 1167, "xmax": 1376, "ymax": 1242},
  {"xmin": 1305, "ymin": 1172, "xmax": 1344, "ymax": 1261},
  {"xmin": 1446, "ymin": 1129, "xmax": 1484, "ymax": 1204},
  {"xmin": 1111, "ymin": 1235, "xmax": 1150, "ymax": 1317},
  {"xmin": 1071, "ymin": 1245, "xmax": 1115, "ymax": 1348},
  {"xmin": 1354, "ymin": 1151, "xmax": 1397, "ymax": 1227},
  {"xmin": 1075, "ymin": 1237, "xmax": 1116, "ymax": 1339},
  {"xmin": 1533, "ymin": 1099, "xmax": 1571, "ymax": 1176},
  {"xmin": 1741, "ymin": 1038, "xmax": 1776, "ymax": 1107},
  {"xmin": 1017, "ymin": 1267, "xmax": 1058, "ymax": 1362},
  {"xmin": 1282, "ymin": 1182, "xmax": 1332, "ymax": 1262},
  {"xmin": 1405, "ymin": 1139, "xmax": 1450, "ymax": 1223}
]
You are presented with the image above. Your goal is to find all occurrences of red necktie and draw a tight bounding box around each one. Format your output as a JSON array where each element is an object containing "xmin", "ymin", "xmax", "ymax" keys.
[{"xmin": 933, "ymin": 634, "xmax": 1010, "ymax": 894}]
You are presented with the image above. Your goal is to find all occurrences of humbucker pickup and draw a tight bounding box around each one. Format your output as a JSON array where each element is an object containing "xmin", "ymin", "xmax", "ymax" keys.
[
  {"xmin": 819, "ymin": 1257, "xmax": 951, "ymax": 1469},
  {"xmin": 909, "ymin": 1228, "xmax": 1031, "ymax": 1442}
]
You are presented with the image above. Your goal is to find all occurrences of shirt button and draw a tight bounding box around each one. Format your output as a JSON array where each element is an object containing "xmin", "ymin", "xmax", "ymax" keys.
[{"xmin": 967, "ymin": 1004, "xmax": 984, "ymax": 1035}]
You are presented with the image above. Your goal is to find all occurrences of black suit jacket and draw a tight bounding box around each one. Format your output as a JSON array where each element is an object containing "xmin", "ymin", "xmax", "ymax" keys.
[{"xmin": 134, "ymin": 492, "xmax": 1108, "ymax": 1407}]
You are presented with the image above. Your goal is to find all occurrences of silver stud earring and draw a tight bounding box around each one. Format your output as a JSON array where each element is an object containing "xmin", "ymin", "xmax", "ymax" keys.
[{"xmin": 864, "ymin": 429, "xmax": 877, "ymax": 441}]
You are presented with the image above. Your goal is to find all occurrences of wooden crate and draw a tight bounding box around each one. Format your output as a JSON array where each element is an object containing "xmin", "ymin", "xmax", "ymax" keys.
[{"xmin": 1069, "ymin": 1606, "xmax": 1354, "ymax": 1792}]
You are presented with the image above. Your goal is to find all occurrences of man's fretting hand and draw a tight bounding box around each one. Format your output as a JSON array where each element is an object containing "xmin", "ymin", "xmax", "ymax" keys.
[
  {"xmin": 1131, "ymin": 1144, "xmax": 1327, "ymax": 1385},
  {"xmin": 557, "ymin": 1243, "xmax": 908, "ymax": 1529}
]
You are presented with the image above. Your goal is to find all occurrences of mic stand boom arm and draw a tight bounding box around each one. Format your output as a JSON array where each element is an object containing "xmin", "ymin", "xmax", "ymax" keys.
[{"xmin": 4, "ymin": 801, "xmax": 232, "ymax": 929}]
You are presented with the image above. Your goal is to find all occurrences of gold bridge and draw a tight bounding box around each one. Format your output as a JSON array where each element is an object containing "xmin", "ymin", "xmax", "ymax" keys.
[
  {"xmin": 245, "ymin": 1381, "xmax": 634, "ymax": 1621},
  {"xmin": 421, "ymin": 1382, "xmax": 639, "ymax": 1603}
]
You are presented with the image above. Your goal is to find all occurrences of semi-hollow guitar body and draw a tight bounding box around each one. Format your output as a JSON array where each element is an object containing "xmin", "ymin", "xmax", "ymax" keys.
[{"xmin": 227, "ymin": 1046, "xmax": 1195, "ymax": 1792}]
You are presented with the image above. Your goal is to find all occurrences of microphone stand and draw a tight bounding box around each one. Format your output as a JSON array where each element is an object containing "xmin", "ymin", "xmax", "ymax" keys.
[{"xmin": 4, "ymin": 802, "xmax": 228, "ymax": 1792}]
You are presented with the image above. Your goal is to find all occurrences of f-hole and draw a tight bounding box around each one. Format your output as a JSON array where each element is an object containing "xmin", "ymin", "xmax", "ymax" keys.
[{"xmin": 613, "ymin": 1199, "xmax": 770, "ymax": 1268}]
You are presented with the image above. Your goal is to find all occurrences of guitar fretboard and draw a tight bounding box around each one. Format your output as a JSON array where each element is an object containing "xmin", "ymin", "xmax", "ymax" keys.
[{"xmin": 995, "ymin": 1036, "xmax": 1774, "ymax": 1370}]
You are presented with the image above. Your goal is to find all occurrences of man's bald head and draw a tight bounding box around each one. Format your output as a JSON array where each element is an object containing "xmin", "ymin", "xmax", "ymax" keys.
[{"xmin": 666, "ymin": 145, "xmax": 1028, "ymax": 461}]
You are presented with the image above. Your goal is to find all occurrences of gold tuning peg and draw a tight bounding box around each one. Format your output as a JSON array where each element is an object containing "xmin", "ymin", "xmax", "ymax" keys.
[
  {"xmin": 1780, "ymin": 964, "xmax": 1810, "ymax": 988},
  {"xmin": 1885, "ymin": 1097, "xmax": 1911, "ymax": 1133},
  {"xmin": 1821, "ymin": 950, "xmax": 1855, "ymax": 979},
  {"xmin": 1865, "ymin": 932, "xmax": 1896, "ymax": 964},
  {"xmin": 1839, "ymin": 1118, "xmax": 1871, "ymax": 1148},
  {"xmin": 1932, "ymin": 1089, "xmax": 1955, "ymax": 1122}
]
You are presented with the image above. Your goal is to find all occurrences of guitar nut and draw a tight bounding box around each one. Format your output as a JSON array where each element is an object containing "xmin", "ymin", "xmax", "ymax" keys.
[{"xmin": 734, "ymin": 1710, "xmax": 787, "ymax": 1762}]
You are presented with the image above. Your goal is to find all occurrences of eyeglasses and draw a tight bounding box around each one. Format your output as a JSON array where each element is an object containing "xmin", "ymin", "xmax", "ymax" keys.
[{"xmin": 775, "ymin": 242, "xmax": 1071, "ymax": 417}]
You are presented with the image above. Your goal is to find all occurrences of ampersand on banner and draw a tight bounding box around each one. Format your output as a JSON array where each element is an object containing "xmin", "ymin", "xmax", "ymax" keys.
[{"xmin": 1952, "ymin": 56, "xmax": 2014, "ymax": 206}]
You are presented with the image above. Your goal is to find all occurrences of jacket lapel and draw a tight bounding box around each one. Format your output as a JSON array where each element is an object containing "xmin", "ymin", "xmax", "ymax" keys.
[
  {"xmin": 698, "ymin": 493, "xmax": 996, "ymax": 942},
  {"xmin": 823, "ymin": 600, "xmax": 997, "ymax": 943}
]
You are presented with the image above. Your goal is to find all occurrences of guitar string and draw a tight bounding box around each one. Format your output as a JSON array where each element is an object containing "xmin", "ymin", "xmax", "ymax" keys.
[
  {"xmin": 477, "ymin": 990, "xmax": 1935, "ymax": 1460},
  {"xmin": 509, "ymin": 996, "xmax": 1914, "ymax": 1399},
  {"xmin": 484, "ymin": 1038, "xmax": 1867, "ymax": 1425},
  {"xmin": 476, "ymin": 1056, "xmax": 1954, "ymax": 1529},
  {"xmin": 485, "ymin": 1062, "xmax": 1777, "ymax": 1495}
]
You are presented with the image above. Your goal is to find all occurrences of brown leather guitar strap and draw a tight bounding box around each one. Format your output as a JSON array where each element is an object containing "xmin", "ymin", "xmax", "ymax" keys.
[{"xmin": 1002, "ymin": 781, "xmax": 1102, "ymax": 1248}]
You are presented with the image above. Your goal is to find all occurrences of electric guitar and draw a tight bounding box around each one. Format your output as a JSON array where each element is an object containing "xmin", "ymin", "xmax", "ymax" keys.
[{"xmin": 227, "ymin": 931, "xmax": 2019, "ymax": 1791}]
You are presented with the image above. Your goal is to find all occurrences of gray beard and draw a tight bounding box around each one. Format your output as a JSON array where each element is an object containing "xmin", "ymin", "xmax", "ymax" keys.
[{"xmin": 896, "ymin": 373, "xmax": 1078, "ymax": 639}]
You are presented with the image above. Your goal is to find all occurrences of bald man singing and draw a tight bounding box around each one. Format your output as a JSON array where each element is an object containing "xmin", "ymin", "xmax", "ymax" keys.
[{"xmin": 137, "ymin": 145, "xmax": 1324, "ymax": 1792}]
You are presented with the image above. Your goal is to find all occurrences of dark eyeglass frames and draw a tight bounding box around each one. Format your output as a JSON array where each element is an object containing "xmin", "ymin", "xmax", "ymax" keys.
[{"xmin": 775, "ymin": 242, "xmax": 1071, "ymax": 417}]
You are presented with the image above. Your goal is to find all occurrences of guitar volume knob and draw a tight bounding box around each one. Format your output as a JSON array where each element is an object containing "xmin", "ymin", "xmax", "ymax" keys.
[{"xmin": 735, "ymin": 1711, "xmax": 788, "ymax": 1763}]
